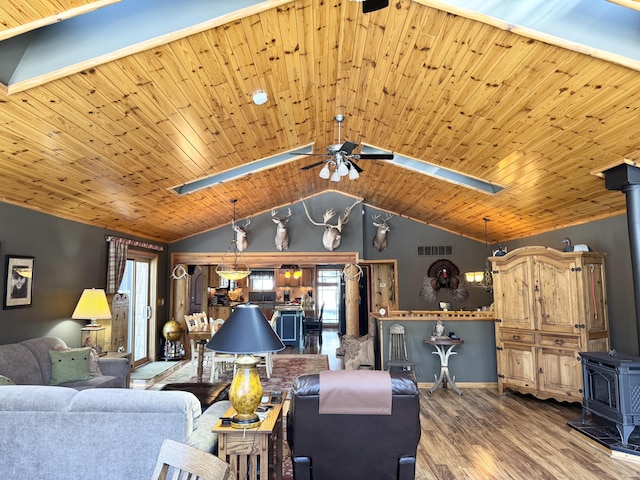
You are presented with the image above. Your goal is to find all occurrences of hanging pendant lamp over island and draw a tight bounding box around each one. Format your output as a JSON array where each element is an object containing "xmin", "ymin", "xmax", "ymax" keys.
[
  {"xmin": 216, "ymin": 199, "xmax": 251, "ymax": 281},
  {"xmin": 465, "ymin": 217, "xmax": 495, "ymax": 293}
]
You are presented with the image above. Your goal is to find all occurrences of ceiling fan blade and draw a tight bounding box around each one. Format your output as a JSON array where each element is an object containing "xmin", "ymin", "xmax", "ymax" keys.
[
  {"xmin": 340, "ymin": 141, "xmax": 359, "ymax": 155},
  {"xmin": 290, "ymin": 152, "xmax": 327, "ymax": 156},
  {"xmin": 353, "ymin": 153, "xmax": 394, "ymax": 160},
  {"xmin": 301, "ymin": 160, "xmax": 327, "ymax": 170},
  {"xmin": 362, "ymin": 0, "xmax": 389, "ymax": 13},
  {"xmin": 350, "ymin": 160, "xmax": 363, "ymax": 173}
]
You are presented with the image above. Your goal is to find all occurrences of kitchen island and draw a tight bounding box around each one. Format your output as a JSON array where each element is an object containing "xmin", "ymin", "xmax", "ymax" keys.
[{"xmin": 274, "ymin": 305, "xmax": 304, "ymax": 347}]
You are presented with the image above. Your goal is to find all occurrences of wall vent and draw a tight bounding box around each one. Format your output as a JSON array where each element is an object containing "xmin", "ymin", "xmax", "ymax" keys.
[{"xmin": 417, "ymin": 245, "xmax": 453, "ymax": 256}]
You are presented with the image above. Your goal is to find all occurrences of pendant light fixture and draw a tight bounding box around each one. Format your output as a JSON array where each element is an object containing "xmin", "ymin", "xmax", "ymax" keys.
[
  {"xmin": 216, "ymin": 199, "xmax": 252, "ymax": 281},
  {"xmin": 465, "ymin": 217, "xmax": 494, "ymax": 293}
]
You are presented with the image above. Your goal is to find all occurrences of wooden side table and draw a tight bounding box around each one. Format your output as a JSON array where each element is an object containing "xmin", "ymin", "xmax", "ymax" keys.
[
  {"xmin": 423, "ymin": 337, "xmax": 464, "ymax": 395},
  {"xmin": 213, "ymin": 393, "xmax": 285, "ymax": 480}
]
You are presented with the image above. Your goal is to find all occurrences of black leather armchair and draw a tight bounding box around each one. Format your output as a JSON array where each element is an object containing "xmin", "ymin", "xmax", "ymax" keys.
[{"xmin": 286, "ymin": 371, "xmax": 421, "ymax": 480}]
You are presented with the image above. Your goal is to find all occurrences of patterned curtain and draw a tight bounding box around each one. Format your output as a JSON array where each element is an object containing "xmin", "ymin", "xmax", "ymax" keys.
[
  {"xmin": 106, "ymin": 240, "xmax": 128, "ymax": 294},
  {"xmin": 105, "ymin": 236, "xmax": 164, "ymax": 294}
]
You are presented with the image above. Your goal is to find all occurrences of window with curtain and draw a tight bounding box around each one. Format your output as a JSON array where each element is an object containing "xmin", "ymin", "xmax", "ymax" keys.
[{"xmin": 250, "ymin": 271, "xmax": 274, "ymax": 291}]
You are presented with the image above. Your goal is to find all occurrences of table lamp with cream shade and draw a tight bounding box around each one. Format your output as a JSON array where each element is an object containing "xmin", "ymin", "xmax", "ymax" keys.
[
  {"xmin": 72, "ymin": 288, "xmax": 112, "ymax": 327},
  {"xmin": 206, "ymin": 303, "xmax": 285, "ymax": 429}
]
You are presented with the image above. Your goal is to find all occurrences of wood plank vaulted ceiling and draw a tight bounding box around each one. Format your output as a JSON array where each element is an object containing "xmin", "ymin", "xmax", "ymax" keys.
[{"xmin": 0, "ymin": 0, "xmax": 639, "ymax": 244}]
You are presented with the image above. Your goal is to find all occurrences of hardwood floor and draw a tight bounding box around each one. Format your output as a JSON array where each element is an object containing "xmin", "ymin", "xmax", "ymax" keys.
[
  {"xmin": 135, "ymin": 326, "xmax": 640, "ymax": 479},
  {"xmin": 417, "ymin": 388, "xmax": 640, "ymax": 479}
]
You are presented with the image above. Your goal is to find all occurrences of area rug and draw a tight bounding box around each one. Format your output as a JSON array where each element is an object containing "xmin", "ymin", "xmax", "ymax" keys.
[{"xmin": 130, "ymin": 361, "xmax": 180, "ymax": 380}]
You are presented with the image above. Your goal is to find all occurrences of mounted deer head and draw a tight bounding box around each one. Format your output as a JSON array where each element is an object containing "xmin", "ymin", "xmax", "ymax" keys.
[
  {"xmin": 272, "ymin": 208, "xmax": 292, "ymax": 251},
  {"xmin": 232, "ymin": 218, "xmax": 251, "ymax": 252},
  {"xmin": 302, "ymin": 198, "xmax": 363, "ymax": 251},
  {"xmin": 372, "ymin": 213, "xmax": 393, "ymax": 252}
]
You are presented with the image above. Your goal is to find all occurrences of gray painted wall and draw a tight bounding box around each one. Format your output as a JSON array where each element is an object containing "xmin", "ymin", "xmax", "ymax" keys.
[
  {"xmin": 171, "ymin": 192, "xmax": 494, "ymax": 311},
  {"xmin": 170, "ymin": 192, "xmax": 638, "ymax": 383},
  {"xmin": 2, "ymin": 191, "xmax": 636, "ymax": 381},
  {"xmin": 0, "ymin": 202, "xmax": 169, "ymax": 349},
  {"xmin": 171, "ymin": 194, "xmax": 366, "ymax": 256}
]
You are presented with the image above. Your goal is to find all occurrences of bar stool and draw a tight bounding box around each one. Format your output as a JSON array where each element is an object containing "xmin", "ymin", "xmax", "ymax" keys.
[{"xmin": 303, "ymin": 303, "xmax": 324, "ymax": 345}]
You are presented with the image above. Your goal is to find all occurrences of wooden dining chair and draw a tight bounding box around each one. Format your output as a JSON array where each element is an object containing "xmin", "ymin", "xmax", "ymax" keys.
[
  {"xmin": 254, "ymin": 313, "xmax": 278, "ymax": 379},
  {"xmin": 303, "ymin": 303, "xmax": 324, "ymax": 346},
  {"xmin": 151, "ymin": 438, "xmax": 230, "ymax": 480},
  {"xmin": 207, "ymin": 318, "xmax": 236, "ymax": 381},
  {"xmin": 185, "ymin": 312, "xmax": 211, "ymax": 375}
]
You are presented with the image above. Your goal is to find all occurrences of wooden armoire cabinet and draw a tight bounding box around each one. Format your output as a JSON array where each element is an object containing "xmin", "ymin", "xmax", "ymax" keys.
[{"xmin": 491, "ymin": 246, "xmax": 610, "ymax": 403}]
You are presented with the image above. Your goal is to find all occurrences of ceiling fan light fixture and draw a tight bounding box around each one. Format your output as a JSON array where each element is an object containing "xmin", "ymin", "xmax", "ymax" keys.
[
  {"xmin": 330, "ymin": 170, "xmax": 340, "ymax": 182},
  {"xmin": 337, "ymin": 161, "xmax": 349, "ymax": 176},
  {"xmin": 319, "ymin": 164, "xmax": 331, "ymax": 179},
  {"xmin": 348, "ymin": 165, "xmax": 360, "ymax": 180}
]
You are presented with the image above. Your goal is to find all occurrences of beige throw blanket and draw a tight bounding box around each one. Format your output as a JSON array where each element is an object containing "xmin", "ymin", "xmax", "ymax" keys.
[{"xmin": 318, "ymin": 370, "xmax": 392, "ymax": 415}]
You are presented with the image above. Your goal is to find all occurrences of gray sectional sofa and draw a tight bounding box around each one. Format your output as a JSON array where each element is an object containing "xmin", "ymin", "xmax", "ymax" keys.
[
  {"xmin": 0, "ymin": 336, "xmax": 230, "ymax": 478},
  {"xmin": 0, "ymin": 336, "xmax": 129, "ymax": 389},
  {"xmin": 0, "ymin": 385, "xmax": 230, "ymax": 479}
]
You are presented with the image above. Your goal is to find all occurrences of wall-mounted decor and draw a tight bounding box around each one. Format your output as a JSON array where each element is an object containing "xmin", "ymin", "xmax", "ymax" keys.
[
  {"xmin": 4, "ymin": 255, "xmax": 34, "ymax": 309},
  {"xmin": 419, "ymin": 258, "xmax": 469, "ymax": 303}
]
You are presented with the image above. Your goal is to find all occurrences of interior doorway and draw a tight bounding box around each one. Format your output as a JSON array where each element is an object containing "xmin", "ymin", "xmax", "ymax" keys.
[{"xmin": 119, "ymin": 250, "xmax": 158, "ymax": 367}]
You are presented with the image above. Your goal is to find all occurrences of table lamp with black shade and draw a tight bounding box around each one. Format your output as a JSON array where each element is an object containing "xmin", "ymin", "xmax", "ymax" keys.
[{"xmin": 206, "ymin": 303, "xmax": 285, "ymax": 429}]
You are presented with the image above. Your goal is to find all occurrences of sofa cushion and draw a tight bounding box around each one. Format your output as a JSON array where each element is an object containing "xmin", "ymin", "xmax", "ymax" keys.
[
  {"xmin": 61, "ymin": 375, "xmax": 122, "ymax": 390},
  {"xmin": 0, "ymin": 375, "xmax": 14, "ymax": 385},
  {"xmin": 49, "ymin": 348, "xmax": 91, "ymax": 385},
  {"xmin": 188, "ymin": 400, "xmax": 231, "ymax": 453},
  {"xmin": 0, "ymin": 385, "xmax": 78, "ymax": 411},
  {"xmin": 0, "ymin": 343, "xmax": 43, "ymax": 385}
]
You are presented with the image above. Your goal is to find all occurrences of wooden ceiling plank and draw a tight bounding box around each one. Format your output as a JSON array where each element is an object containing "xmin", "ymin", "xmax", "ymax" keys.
[{"xmin": 117, "ymin": 49, "xmax": 228, "ymax": 173}]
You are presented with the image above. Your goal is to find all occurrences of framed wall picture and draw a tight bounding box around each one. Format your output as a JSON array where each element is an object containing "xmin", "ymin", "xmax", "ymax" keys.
[{"xmin": 4, "ymin": 256, "xmax": 35, "ymax": 309}]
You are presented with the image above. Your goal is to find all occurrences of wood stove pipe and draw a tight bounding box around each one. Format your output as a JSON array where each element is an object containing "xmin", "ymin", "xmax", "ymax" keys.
[{"xmin": 601, "ymin": 163, "xmax": 640, "ymax": 351}]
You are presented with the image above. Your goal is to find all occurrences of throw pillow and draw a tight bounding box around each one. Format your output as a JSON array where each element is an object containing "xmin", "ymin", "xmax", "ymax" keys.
[
  {"xmin": 49, "ymin": 348, "xmax": 91, "ymax": 385},
  {"xmin": 0, "ymin": 374, "xmax": 15, "ymax": 385},
  {"xmin": 54, "ymin": 344, "xmax": 102, "ymax": 377}
]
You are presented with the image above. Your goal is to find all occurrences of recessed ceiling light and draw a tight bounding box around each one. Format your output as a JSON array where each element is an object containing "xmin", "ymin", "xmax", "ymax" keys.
[{"xmin": 252, "ymin": 91, "xmax": 268, "ymax": 105}]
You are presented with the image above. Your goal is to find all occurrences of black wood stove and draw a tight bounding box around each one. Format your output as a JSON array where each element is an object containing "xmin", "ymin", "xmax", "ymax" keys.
[{"xmin": 580, "ymin": 351, "xmax": 640, "ymax": 445}]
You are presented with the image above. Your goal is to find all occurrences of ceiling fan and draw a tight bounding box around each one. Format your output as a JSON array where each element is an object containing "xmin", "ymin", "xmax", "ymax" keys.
[{"xmin": 295, "ymin": 115, "xmax": 393, "ymax": 181}]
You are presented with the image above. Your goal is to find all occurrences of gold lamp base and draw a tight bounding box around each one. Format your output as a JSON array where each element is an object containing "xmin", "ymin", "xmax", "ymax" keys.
[{"xmin": 229, "ymin": 354, "xmax": 263, "ymax": 429}]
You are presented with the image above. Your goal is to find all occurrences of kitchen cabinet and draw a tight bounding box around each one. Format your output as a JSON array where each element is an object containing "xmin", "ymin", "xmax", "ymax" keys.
[
  {"xmin": 275, "ymin": 270, "xmax": 288, "ymax": 287},
  {"xmin": 300, "ymin": 268, "xmax": 314, "ymax": 287},
  {"xmin": 275, "ymin": 268, "xmax": 315, "ymax": 287},
  {"xmin": 491, "ymin": 246, "xmax": 610, "ymax": 403}
]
